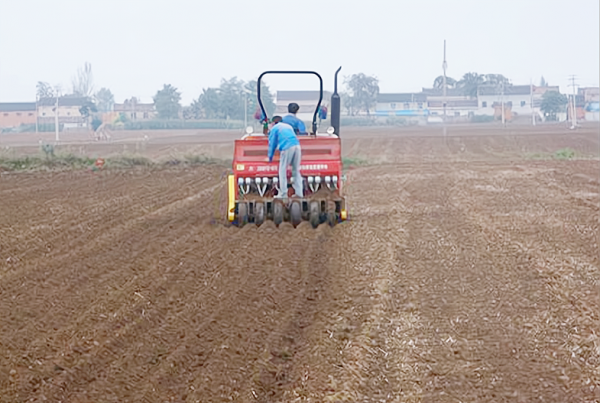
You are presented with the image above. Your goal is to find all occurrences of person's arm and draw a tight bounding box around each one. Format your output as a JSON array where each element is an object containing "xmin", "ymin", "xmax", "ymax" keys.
[
  {"xmin": 297, "ymin": 118, "xmax": 307, "ymax": 135},
  {"xmin": 268, "ymin": 126, "xmax": 278, "ymax": 162}
]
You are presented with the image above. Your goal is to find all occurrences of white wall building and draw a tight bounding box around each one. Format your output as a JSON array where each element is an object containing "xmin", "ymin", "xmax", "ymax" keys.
[
  {"xmin": 275, "ymin": 90, "xmax": 331, "ymax": 123},
  {"xmin": 375, "ymin": 93, "xmax": 428, "ymax": 117},
  {"xmin": 476, "ymin": 85, "xmax": 533, "ymax": 117},
  {"xmin": 420, "ymin": 88, "xmax": 478, "ymax": 120},
  {"xmin": 37, "ymin": 96, "xmax": 89, "ymax": 128},
  {"xmin": 580, "ymin": 87, "xmax": 599, "ymax": 122}
]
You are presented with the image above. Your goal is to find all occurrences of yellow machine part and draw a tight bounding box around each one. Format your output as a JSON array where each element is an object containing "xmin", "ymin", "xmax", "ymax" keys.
[
  {"xmin": 341, "ymin": 209, "xmax": 347, "ymax": 220},
  {"xmin": 227, "ymin": 174, "xmax": 235, "ymax": 222}
]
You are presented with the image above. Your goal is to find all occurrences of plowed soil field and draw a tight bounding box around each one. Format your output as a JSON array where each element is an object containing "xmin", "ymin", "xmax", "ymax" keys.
[{"xmin": 1, "ymin": 126, "xmax": 599, "ymax": 402}]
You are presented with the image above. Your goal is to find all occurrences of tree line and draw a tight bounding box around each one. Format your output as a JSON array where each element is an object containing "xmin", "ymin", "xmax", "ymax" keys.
[{"xmin": 35, "ymin": 62, "xmax": 569, "ymax": 124}]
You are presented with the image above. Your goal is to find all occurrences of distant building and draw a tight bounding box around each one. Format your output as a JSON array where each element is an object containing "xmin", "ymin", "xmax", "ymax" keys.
[
  {"xmin": 531, "ymin": 85, "xmax": 561, "ymax": 99},
  {"xmin": 579, "ymin": 87, "xmax": 599, "ymax": 121},
  {"xmin": 567, "ymin": 93, "xmax": 586, "ymax": 122},
  {"xmin": 113, "ymin": 97, "xmax": 156, "ymax": 120},
  {"xmin": 475, "ymin": 84, "xmax": 565, "ymax": 121},
  {"xmin": 421, "ymin": 88, "xmax": 477, "ymax": 119},
  {"xmin": 37, "ymin": 96, "xmax": 89, "ymax": 129},
  {"xmin": 0, "ymin": 102, "xmax": 37, "ymax": 129},
  {"xmin": 584, "ymin": 102, "xmax": 599, "ymax": 121},
  {"xmin": 477, "ymin": 85, "xmax": 534, "ymax": 117},
  {"xmin": 275, "ymin": 90, "xmax": 331, "ymax": 123},
  {"xmin": 375, "ymin": 93, "xmax": 428, "ymax": 117},
  {"xmin": 579, "ymin": 87, "xmax": 600, "ymax": 103}
]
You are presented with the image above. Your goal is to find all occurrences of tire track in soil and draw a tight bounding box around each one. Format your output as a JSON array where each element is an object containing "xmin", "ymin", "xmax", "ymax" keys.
[
  {"xmin": 272, "ymin": 166, "xmax": 431, "ymax": 402},
  {"xmin": 25, "ymin": 208, "xmax": 240, "ymax": 402},
  {"xmin": 320, "ymin": 166, "xmax": 429, "ymax": 402},
  {"xmin": 2, "ymin": 147, "xmax": 598, "ymax": 401},
  {"xmin": 0, "ymin": 174, "xmax": 222, "ymax": 336},
  {"xmin": 4, "ymin": 181, "xmax": 340, "ymax": 402},
  {"xmin": 0, "ymin": 168, "xmax": 226, "ymax": 401},
  {"xmin": 453, "ymin": 161, "xmax": 600, "ymax": 400},
  {"xmin": 394, "ymin": 162, "xmax": 599, "ymax": 402},
  {"xmin": 0, "ymin": 168, "xmax": 219, "ymax": 269},
  {"xmin": 289, "ymin": 161, "xmax": 599, "ymax": 402},
  {"xmin": 134, "ymin": 221, "xmax": 339, "ymax": 403},
  {"xmin": 0, "ymin": 168, "xmax": 220, "ymax": 277},
  {"xmin": 237, "ymin": 223, "xmax": 336, "ymax": 403}
]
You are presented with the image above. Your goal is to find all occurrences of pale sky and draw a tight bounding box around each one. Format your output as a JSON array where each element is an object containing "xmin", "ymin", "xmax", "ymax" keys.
[{"xmin": 0, "ymin": 0, "xmax": 598, "ymax": 104}]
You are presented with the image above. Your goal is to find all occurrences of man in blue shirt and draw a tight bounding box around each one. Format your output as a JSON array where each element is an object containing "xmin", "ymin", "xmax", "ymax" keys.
[
  {"xmin": 282, "ymin": 102, "xmax": 308, "ymax": 135},
  {"xmin": 268, "ymin": 116, "xmax": 303, "ymax": 199}
]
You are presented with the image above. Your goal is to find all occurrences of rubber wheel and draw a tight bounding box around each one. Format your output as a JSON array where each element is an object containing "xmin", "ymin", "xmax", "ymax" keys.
[
  {"xmin": 255, "ymin": 202, "xmax": 265, "ymax": 226},
  {"xmin": 326, "ymin": 201, "xmax": 337, "ymax": 227},
  {"xmin": 237, "ymin": 202, "xmax": 248, "ymax": 227},
  {"xmin": 327, "ymin": 211, "xmax": 337, "ymax": 227},
  {"xmin": 290, "ymin": 201, "xmax": 302, "ymax": 227},
  {"xmin": 273, "ymin": 201, "xmax": 284, "ymax": 226},
  {"xmin": 309, "ymin": 201, "xmax": 320, "ymax": 228}
]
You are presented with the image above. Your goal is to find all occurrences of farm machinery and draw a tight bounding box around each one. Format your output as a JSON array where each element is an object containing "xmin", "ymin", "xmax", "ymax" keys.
[{"xmin": 226, "ymin": 68, "xmax": 347, "ymax": 228}]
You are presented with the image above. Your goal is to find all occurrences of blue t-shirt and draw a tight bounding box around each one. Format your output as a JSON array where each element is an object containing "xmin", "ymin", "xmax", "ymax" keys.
[
  {"xmin": 268, "ymin": 122, "xmax": 300, "ymax": 162},
  {"xmin": 282, "ymin": 114, "xmax": 308, "ymax": 135}
]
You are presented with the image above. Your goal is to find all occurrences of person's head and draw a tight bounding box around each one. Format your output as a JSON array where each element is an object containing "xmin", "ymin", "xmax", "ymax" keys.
[
  {"xmin": 288, "ymin": 103, "xmax": 300, "ymax": 114},
  {"xmin": 268, "ymin": 115, "xmax": 282, "ymax": 131}
]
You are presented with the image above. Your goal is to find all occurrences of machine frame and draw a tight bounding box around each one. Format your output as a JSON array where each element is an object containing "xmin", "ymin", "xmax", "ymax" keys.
[{"xmin": 226, "ymin": 67, "xmax": 346, "ymax": 228}]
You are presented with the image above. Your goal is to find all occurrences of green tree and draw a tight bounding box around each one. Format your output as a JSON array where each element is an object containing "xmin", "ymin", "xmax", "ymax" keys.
[
  {"xmin": 340, "ymin": 91, "xmax": 360, "ymax": 116},
  {"xmin": 94, "ymin": 88, "xmax": 114, "ymax": 113},
  {"xmin": 183, "ymin": 99, "xmax": 203, "ymax": 120},
  {"xmin": 78, "ymin": 100, "xmax": 98, "ymax": 119},
  {"xmin": 244, "ymin": 79, "xmax": 275, "ymax": 119},
  {"xmin": 36, "ymin": 81, "xmax": 55, "ymax": 99},
  {"xmin": 456, "ymin": 72, "xmax": 485, "ymax": 97},
  {"xmin": 196, "ymin": 78, "xmax": 275, "ymax": 120},
  {"xmin": 540, "ymin": 91, "xmax": 567, "ymax": 121},
  {"xmin": 71, "ymin": 62, "xmax": 94, "ymax": 97},
  {"xmin": 217, "ymin": 77, "xmax": 246, "ymax": 119},
  {"xmin": 483, "ymin": 74, "xmax": 511, "ymax": 87},
  {"xmin": 153, "ymin": 84, "xmax": 182, "ymax": 119},
  {"xmin": 449, "ymin": 72, "xmax": 511, "ymax": 97},
  {"xmin": 78, "ymin": 99, "xmax": 98, "ymax": 131},
  {"xmin": 199, "ymin": 88, "xmax": 223, "ymax": 119},
  {"xmin": 433, "ymin": 76, "xmax": 457, "ymax": 89},
  {"xmin": 344, "ymin": 73, "xmax": 379, "ymax": 116},
  {"xmin": 540, "ymin": 76, "xmax": 548, "ymax": 87},
  {"xmin": 91, "ymin": 116, "xmax": 103, "ymax": 131}
]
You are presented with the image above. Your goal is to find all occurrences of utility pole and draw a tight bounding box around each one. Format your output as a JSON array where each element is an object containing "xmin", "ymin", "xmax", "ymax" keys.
[
  {"xmin": 244, "ymin": 92, "xmax": 248, "ymax": 129},
  {"xmin": 54, "ymin": 85, "xmax": 61, "ymax": 143},
  {"xmin": 55, "ymin": 93, "xmax": 59, "ymax": 142},
  {"xmin": 35, "ymin": 92, "xmax": 39, "ymax": 134},
  {"xmin": 568, "ymin": 74, "xmax": 578, "ymax": 128},
  {"xmin": 530, "ymin": 78, "xmax": 536, "ymax": 126},
  {"xmin": 241, "ymin": 88, "xmax": 250, "ymax": 131},
  {"xmin": 501, "ymin": 81, "xmax": 505, "ymax": 126},
  {"xmin": 442, "ymin": 39, "xmax": 447, "ymax": 136}
]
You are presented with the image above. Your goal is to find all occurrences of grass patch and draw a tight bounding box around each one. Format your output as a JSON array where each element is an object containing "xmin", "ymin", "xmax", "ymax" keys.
[
  {"xmin": 105, "ymin": 155, "xmax": 154, "ymax": 168},
  {"xmin": 342, "ymin": 156, "xmax": 370, "ymax": 167},
  {"xmin": 553, "ymin": 147, "xmax": 576, "ymax": 160},
  {"xmin": 526, "ymin": 152, "xmax": 551, "ymax": 160},
  {"xmin": 526, "ymin": 147, "xmax": 582, "ymax": 161},
  {"xmin": 0, "ymin": 154, "xmax": 96, "ymax": 171},
  {"xmin": 0, "ymin": 150, "xmax": 231, "ymax": 173},
  {"xmin": 162, "ymin": 153, "xmax": 229, "ymax": 167}
]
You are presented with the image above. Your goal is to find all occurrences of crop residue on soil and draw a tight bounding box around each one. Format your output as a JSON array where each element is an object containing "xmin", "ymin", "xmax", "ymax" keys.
[{"xmin": 0, "ymin": 128, "xmax": 598, "ymax": 402}]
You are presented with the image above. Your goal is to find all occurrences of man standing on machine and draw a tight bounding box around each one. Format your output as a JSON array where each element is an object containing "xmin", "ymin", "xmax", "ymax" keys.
[
  {"xmin": 282, "ymin": 102, "xmax": 308, "ymax": 135},
  {"xmin": 267, "ymin": 116, "xmax": 304, "ymax": 199}
]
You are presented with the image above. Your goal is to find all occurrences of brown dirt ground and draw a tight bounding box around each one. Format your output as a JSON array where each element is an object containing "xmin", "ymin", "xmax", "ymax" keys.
[{"xmin": 0, "ymin": 126, "xmax": 599, "ymax": 402}]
